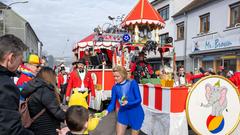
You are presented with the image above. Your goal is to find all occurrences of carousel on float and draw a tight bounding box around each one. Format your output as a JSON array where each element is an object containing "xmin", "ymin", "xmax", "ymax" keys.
[{"xmin": 72, "ymin": 0, "xmax": 240, "ymax": 134}]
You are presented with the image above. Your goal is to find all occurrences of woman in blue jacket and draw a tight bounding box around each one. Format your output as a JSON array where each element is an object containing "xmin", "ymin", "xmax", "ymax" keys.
[{"xmin": 106, "ymin": 66, "xmax": 144, "ymax": 135}]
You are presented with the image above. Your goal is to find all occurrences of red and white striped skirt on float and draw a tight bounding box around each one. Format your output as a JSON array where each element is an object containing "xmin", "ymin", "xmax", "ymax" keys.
[
  {"xmin": 138, "ymin": 84, "xmax": 189, "ymax": 135},
  {"xmin": 139, "ymin": 84, "xmax": 189, "ymax": 113}
]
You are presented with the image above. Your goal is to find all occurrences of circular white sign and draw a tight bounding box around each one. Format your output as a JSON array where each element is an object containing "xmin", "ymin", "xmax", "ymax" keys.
[{"xmin": 186, "ymin": 75, "xmax": 240, "ymax": 135}]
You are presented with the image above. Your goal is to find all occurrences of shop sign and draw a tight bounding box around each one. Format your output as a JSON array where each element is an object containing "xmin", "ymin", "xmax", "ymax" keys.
[
  {"xmin": 205, "ymin": 38, "xmax": 232, "ymax": 50},
  {"xmin": 193, "ymin": 36, "xmax": 239, "ymax": 52}
]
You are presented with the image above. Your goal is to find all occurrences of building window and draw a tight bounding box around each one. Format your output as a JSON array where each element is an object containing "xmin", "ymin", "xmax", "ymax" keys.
[
  {"xmin": 159, "ymin": 33, "xmax": 169, "ymax": 45},
  {"xmin": 230, "ymin": 2, "xmax": 240, "ymax": 27},
  {"xmin": 177, "ymin": 22, "xmax": 184, "ymax": 40},
  {"xmin": 200, "ymin": 13, "xmax": 210, "ymax": 33},
  {"xmin": 158, "ymin": 5, "xmax": 169, "ymax": 21},
  {"xmin": 202, "ymin": 60, "xmax": 213, "ymax": 71},
  {"xmin": 0, "ymin": 10, "xmax": 3, "ymax": 20},
  {"xmin": 224, "ymin": 59, "xmax": 236, "ymax": 72}
]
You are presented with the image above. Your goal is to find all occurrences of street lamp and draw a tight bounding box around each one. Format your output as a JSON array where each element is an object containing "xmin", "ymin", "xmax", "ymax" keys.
[
  {"xmin": 5, "ymin": 1, "xmax": 29, "ymax": 9},
  {"xmin": 3, "ymin": 1, "xmax": 29, "ymax": 35}
]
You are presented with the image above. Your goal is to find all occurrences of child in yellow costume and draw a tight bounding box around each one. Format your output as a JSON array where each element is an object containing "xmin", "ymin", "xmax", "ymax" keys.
[
  {"xmin": 68, "ymin": 89, "xmax": 99, "ymax": 134},
  {"xmin": 68, "ymin": 88, "xmax": 89, "ymax": 109}
]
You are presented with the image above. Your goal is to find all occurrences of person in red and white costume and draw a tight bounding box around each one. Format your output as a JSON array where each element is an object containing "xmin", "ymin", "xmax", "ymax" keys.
[
  {"xmin": 175, "ymin": 66, "xmax": 209, "ymax": 86},
  {"xmin": 57, "ymin": 66, "xmax": 68, "ymax": 104},
  {"xmin": 65, "ymin": 59, "xmax": 95, "ymax": 103},
  {"xmin": 229, "ymin": 71, "xmax": 240, "ymax": 92}
]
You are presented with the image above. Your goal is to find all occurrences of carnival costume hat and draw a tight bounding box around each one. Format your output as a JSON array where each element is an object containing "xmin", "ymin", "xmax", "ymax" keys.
[
  {"xmin": 68, "ymin": 89, "xmax": 88, "ymax": 109},
  {"xmin": 77, "ymin": 59, "xmax": 86, "ymax": 65},
  {"xmin": 26, "ymin": 54, "xmax": 41, "ymax": 65},
  {"xmin": 68, "ymin": 89, "xmax": 100, "ymax": 134},
  {"xmin": 72, "ymin": 61, "xmax": 78, "ymax": 66}
]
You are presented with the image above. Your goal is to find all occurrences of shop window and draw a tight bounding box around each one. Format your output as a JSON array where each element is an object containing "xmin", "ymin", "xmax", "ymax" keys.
[
  {"xmin": 224, "ymin": 59, "xmax": 236, "ymax": 72},
  {"xmin": 230, "ymin": 2, "xmax": 240, "ymax": 27},
  {"xmin": 200, "ymin": 13, "xmax": 210, "ymax": 33},
  {"xmin": 216, "ymin": 60, "xmax": 223, "ymax": 71},
  {"xmin": 158, "ymin": 5, "xmax": 169, "ymax": 21},
  {"xmin": 177, "ymin": 22, "xmax": 184, "ymax": 40},
  {"xmin": 159, "ymin": 33, "xmax": 169, "ymax": 45},
  {"xmin": 202, "ymin": 60, "xmax": 213, "ymax": 71},
  {"xmin": 193, "ymin": 58, "xmax": 199, "ymax": 73}
]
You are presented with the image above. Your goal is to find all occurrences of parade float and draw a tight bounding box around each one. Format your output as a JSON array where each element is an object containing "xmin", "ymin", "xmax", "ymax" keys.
[
  {"xmin": 119, "ymin": 0, "xmax": 189, "ymax": 134},
  {"xmin": 73, "ymin": 0, "xmax": 188, "ymax": 134},
  {"xmin": 72, "ymin": 32, "xmax": 119, "ymax": 110},
  {"xmin": 72, "ymin": 0, "xmax": 240, "ymax": 134}
]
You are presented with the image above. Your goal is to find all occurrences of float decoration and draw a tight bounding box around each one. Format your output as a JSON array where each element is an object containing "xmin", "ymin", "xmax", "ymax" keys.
[{"xmin": 121, "ymin": 0, "xmax": 165, "ymax": 44}]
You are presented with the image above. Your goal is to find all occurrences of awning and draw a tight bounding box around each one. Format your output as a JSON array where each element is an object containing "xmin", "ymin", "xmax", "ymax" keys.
[
  {"xmin": 72, "ymin": 33, "xmax": 119, "ymax": 53},
  {"xmin": 221, "ymin": 55, "xmax": 237, "ymax": 59}
]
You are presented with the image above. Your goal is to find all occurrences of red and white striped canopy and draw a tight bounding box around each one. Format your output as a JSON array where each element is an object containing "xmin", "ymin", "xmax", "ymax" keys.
[
  {"xmin": 121, "ymin": 0, "xmax": 165, "ymax": 27},
  {"xmin": 72, "ymin": 33, "xmax": 119, "ymax": 53}
]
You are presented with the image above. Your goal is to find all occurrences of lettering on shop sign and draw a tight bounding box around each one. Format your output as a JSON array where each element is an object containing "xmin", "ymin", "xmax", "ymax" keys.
[{"xmin": 205, "ymin": 39, "xmax": 232, "ymax": 50}]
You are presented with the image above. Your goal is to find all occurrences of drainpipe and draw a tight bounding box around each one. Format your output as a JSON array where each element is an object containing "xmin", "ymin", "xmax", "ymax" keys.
[{"xmin": 184, "ymin": 12, "xmax": 188, "ymax": 71}]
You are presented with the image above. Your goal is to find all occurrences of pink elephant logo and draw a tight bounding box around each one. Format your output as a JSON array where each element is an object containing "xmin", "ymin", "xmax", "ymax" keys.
[
  {"xmin": 201, "ymin": 80, "xmax": 228, "ymax": 133},
  {"xmin": 201, "ymin": 81, "xmax": 228, "ymax": 116}
]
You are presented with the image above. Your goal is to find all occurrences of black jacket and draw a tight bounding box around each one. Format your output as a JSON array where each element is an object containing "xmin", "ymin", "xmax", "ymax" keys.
[
  {"xmin": 21, "ymin": 78, "xmax": 65, "ymax": 135},
  {"xmin": 0, "ymin": 65, "xmax": 33, "ymax": 135}
]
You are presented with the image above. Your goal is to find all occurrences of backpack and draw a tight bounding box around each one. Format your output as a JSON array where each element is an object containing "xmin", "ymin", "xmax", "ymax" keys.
[{"xmin": 19, "ymin": 96, "xmax": 46, "ymax": 128}]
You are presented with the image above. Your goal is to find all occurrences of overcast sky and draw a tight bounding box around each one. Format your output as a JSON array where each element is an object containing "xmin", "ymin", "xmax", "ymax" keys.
[{"xmin": 2, "ymin": 0, "xmax": 139, "ymax": 57}]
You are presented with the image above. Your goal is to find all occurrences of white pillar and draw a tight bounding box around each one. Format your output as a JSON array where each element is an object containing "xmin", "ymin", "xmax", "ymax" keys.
[
  {"xmin": 156, "ymin": 27, "xmax": 160, "ymax": 43},
  {"xmin": 134, "ymin": 25, "xmax": 139, "ymax": 43}
]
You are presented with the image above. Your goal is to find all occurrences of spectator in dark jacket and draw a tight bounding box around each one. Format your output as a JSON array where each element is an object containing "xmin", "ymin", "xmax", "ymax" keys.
[
  {"xmin": 21, "ymin": 67, "xmax": 65, "ymax": 135},
  {"xmin": 0, "ymin": 35, "xmax": 33, "ymax": 134}
]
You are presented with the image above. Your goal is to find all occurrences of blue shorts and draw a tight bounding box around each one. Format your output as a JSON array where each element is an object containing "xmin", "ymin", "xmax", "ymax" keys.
[{"xmin": 117, "ymin": 105, "xmax": 144, "ymax": 130}]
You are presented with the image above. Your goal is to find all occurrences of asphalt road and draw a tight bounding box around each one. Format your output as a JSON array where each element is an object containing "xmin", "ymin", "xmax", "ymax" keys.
[
  {"xmin": 61, "ymin": 105, "xmax": 196, "ymax": 135},
  {"xmin": 89, "ymin": 111, "xmax": 146, "ymax": 135}
]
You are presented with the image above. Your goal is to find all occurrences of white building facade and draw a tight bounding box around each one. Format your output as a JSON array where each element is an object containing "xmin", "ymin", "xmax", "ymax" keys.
[
  {"xmin": 151, "ymin": 0, "xmax": 193, "ymax": 67},
  {"xmin": 173, "ymin": 0, "xmax": 240, "ymax": 72},
  {"xmin": 0, "ymin": 2, "xmax": 42, "ymax": 60}
]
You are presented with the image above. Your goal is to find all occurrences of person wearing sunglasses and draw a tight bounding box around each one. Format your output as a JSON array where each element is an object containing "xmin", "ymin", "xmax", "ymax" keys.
[{"xmin": 17, "ymin": 54, "xmax": 41, "ymax": 101}]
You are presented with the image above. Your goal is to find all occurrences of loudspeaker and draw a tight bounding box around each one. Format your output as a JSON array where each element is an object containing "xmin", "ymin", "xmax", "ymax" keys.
[{"xmin": 165, "ymin": 37, "xmax": 173, "ymax": 43}]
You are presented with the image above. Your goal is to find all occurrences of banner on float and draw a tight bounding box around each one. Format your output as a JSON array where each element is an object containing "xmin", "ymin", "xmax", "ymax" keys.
[{"xmin": 186, "ymin": 75, "xmax": 240, "ymax": 135}]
